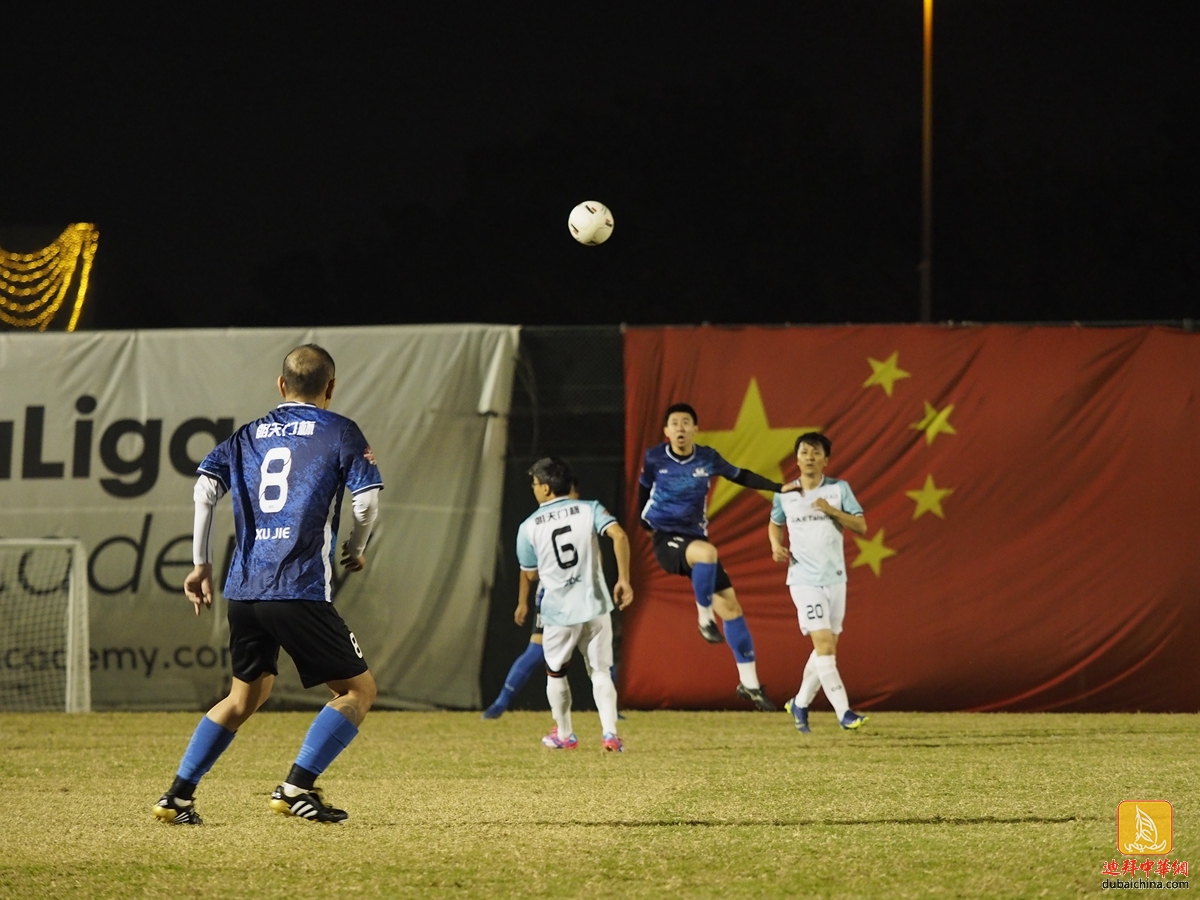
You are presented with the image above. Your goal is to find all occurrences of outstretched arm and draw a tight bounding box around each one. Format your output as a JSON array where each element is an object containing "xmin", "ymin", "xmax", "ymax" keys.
[
  {"xmin": 729, "ymin": 469, "xmax": 802, "ymax": 494},
  {"xmin": 603, "ymin": 523, "xmax": 634, "ymax": 610}
]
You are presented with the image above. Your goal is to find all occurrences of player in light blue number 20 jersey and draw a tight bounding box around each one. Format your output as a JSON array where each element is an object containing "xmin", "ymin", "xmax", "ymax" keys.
[
  {"xmin": 153, "ymin": 344, "xmax": 383, "ymax": 826},
  {"xmin": 768, "ymin": 432, "xmax": 869, "ymax": 733},
  {"xmin": 516, "ymin": 458, "xmax": 633, "ymax": 752}
]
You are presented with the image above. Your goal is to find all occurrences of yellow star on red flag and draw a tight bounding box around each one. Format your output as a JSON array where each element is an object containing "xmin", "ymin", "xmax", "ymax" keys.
[
  {"xmin": 911, "ymin": 400, "xmax": 957, "ymax": 445},
  {"xmin": 862, "ymin": 351, "xmax": 911, "ymax": 397},
  {"xmin": 905, "ymin": 474, "xmax": 954, "ymax": 520},
  {"xmin": 697, "ymin": 378, "xmax": 819, "ymax": 519},
  {"xmin": 852, "ymin": 528, "xmax": 897, "ymax": 577}
]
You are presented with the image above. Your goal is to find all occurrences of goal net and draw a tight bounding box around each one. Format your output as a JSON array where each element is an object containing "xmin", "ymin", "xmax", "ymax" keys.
[{"xmin": 0, "ymin": 539, "xmax": 90, "ymax": 712}]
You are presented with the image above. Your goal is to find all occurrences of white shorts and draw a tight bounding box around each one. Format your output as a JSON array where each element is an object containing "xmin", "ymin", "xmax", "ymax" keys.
[
  {"xmin": 788, "ymin": 583, "xmax": 846, "ymax": 636},
  {"xmin": 542, "ymin": 612, "xmax": 614, "ymax": 675}
]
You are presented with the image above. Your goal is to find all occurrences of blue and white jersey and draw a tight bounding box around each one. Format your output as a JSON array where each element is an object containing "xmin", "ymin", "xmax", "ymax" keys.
[
  {"xmin": 199, "ymin": 402, "xmax": 383, "ymax": 602},
  {"xmin": 770, "ymin": 477, "xmax": 863, "ymax": 587},
  {"xmin": 639, "ymin": 443, "xmax": 740, "ymax": 537},
  {"xmin": 516, "ymin": 498, "xmax": 616, "ymax": 627}
]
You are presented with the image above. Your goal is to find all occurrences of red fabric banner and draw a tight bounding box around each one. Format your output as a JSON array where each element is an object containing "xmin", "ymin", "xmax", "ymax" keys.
[{"xmin": 621, "ymin": 325, "xmax": 1200, "ymax": 712}]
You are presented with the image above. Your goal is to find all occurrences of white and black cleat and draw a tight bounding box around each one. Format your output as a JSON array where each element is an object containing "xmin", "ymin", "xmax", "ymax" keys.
[
  {"xmin": 736, "ymin": 683, "xmax": 778, "ymax": 712},
  {"xmin": 269, "ymin": 785, "xmax": 348, "ymax": 823},
  {"xmin": 153, "ymin": 793, "xmax": 203, "ymax": 825}
]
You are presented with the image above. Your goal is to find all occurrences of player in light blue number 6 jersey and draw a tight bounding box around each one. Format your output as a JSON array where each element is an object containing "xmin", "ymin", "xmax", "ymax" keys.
[
  {"xmin": 768, "ymin": 432, "xmax": 869, "ymax": 733},
  {"xmin": 153, "ymin": 344, "xmax": 383, "ymax": 825},
  {"xmin": 516, "ymin": 458, "xmax": 633, "ymax": 751}
]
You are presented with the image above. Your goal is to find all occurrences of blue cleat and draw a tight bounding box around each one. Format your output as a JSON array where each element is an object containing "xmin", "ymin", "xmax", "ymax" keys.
[
  {"xmin": 784, "ymin": 698, "xmax": 811, "ymax": 733},
  {"xmin": 840, "ymin": 710, "xmax": 869, "ymax": 730},
  {"xmin": 481, "ymin": 702, "xmax": 506, "ymax": 720}
]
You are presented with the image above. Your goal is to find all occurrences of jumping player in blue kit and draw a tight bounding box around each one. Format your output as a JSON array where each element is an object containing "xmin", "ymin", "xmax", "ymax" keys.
[
  {"xmin": 153, "ymin": 344, "xmax": 383, "ymax": 825},
  {"xmin": 639, "ymin": 403, "xmax": 801, "ymax": 710}
]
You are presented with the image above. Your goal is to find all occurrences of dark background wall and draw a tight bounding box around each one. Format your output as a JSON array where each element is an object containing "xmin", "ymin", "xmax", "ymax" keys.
[
  {"xmin": 5, "ymin": 5, "xmax": 1199, "ymax": 332},
  {"xmin": 480, "ymin": 327, "xmax": 624, "ymax": 711}
]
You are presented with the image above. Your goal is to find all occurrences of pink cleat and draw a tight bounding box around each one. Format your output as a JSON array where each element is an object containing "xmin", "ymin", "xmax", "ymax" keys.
[
  {"xmin": 541, "ymin": 727, "xmax": 579, "ymax": 749},
  {"xmin": 602, "ymin": 732, "xmax": 624, "ymax": 753}
]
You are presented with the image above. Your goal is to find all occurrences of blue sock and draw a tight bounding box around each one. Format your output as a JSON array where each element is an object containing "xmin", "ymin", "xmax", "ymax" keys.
[
  {"xmin": 690, "ymin": 562, "xmax": 718, "ymax": 607},
  {"xmin": 723, "ymin": 615, "xmax": 756, "ymax": 663},
  {"xmin": 294, "ymin": 706, "xmax": 359, "ymax": 777},
  {"xmin": 176, "ymin": 715, "xmax": 236, "ymax": 785},
  {"xmin": 489, "ymin": 641, "xmax": 545, "ymax": 711}
]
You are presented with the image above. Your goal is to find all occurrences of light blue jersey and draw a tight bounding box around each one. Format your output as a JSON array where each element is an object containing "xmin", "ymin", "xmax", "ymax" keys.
[
  {"xmin": 516, "ymin": 498, "xmax": 616, "ymax": 627},
  {"xmin": 770, "ymin": 477, "xmax": 863, "ymax": 587}
]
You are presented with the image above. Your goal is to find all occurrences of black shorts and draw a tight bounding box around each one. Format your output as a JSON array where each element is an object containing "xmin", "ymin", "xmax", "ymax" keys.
[
  {"xmin": 227, "ymin": 599, "xmax": 369, "ymax": 689},
  {"xmin": 651, "ymin": 532, "xmax": 733, "ymax": 592}
]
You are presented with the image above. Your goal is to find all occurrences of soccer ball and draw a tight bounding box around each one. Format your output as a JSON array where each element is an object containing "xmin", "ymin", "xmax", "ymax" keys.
[{"xmin": 567, "ymin": 201, "xmax": 614, "ymax": 245}]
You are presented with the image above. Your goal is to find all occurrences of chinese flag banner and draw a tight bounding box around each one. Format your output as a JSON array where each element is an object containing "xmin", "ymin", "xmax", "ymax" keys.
[{"xmin": 621, "ymin": 325, "xmax": 1200, "ymax": 711}]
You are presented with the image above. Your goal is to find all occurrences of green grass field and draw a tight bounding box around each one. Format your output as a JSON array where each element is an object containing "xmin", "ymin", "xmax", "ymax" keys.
[{"xmin": 0, "ymin": 710, "xmax": 1195, "ymax": 899}]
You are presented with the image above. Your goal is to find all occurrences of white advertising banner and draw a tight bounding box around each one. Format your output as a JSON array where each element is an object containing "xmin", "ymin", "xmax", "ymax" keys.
[{"xmin": 0, "ymin": 325, "xmax": 519, "ymax": 710}]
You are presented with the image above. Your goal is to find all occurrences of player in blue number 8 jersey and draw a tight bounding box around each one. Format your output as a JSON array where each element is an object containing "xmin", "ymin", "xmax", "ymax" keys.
[
  {"xmin": 516, "ymin": 457, "xmax": 633, "ymax": 751},
  {"xmin": 768, "ymin": 432, "xmax": 869, "ymax": 732},
  {"xmin": 153, "ymin": 344, "xmax": 383, "ymax": 826}
]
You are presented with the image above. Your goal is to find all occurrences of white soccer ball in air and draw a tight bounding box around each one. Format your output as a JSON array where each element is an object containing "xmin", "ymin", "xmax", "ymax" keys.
[{"xmin": 567, "ymin": 201, "xmax": 614, "ymax": 245}]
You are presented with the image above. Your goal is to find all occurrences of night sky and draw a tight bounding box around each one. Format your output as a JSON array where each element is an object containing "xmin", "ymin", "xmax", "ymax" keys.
[{"xmin": 3, "ymin": 3, "xmax": 1198, "ymax": 329}]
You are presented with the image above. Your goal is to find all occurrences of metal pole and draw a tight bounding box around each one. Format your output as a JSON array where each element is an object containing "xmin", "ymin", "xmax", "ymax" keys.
[{"xmin": 919, "ymin": 0, "xmax": 933, "ymax": 323}]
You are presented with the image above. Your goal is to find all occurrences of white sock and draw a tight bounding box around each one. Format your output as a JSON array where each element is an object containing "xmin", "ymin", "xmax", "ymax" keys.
[
  {"xmin": 546, "ymin": 676, "xmax": 573, "ymax": 737},
  {"xmin": 591, "ymin": 670, "xmax": 619, "ymax": 736},
  {"xmin": 697, "ymin": 603, "xmax": 717, "ymax": 626},
  {"xmin": 736, "ymin": 661, "xmax": 760, "ymax": 690},
  {"xmin": 814, "ymin": 655, "xmax": 849, "ymax": 719},
  {"xmin": 796, "ymin": 650, "xmax": 822, "ymax": 708}
]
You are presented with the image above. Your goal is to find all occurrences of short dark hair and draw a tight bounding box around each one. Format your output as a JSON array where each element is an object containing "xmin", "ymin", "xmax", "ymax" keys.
[
  {"xmin": 528, "ymin": 457, "xmax": 574, "ymax": 497},
  {"xmin": 795, "ymin": 431, "xmax": 832, "ymax": 457},
  {"xmin": 282, "ymin": 344, "xmax": 336, "ymax": 398},
  {"xmin": 663, "ymin": 402, "xmax": 698, "ymax": 427}
]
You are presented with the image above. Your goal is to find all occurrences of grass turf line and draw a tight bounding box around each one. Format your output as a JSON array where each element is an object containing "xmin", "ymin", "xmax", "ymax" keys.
[{"xmin": 0, "ymin": 710, "xmax": 1195, "ymax": 899}]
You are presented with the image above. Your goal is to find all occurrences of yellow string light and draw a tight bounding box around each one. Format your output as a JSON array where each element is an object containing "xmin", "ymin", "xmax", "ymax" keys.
[{"xmin": 0, "ymin": 223, "xmax": 98, "ymax": 331}]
